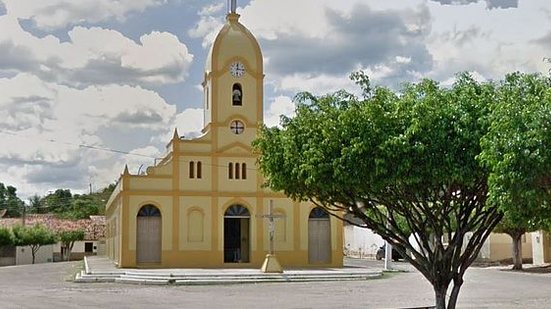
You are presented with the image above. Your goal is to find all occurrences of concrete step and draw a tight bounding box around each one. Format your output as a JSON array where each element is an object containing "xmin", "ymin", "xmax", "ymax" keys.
[
  {"xmin": 76, "ymin": 257, "xmax": 383, "ymax": 285},
  {"xmin": 122, "ymin": 270, "xmax": 378, "ymax": 278},
  {"xmin": 74, "ymin": 270, "xmax": 121, "ymax": 283},
  {"xmin": 114, "ymin": 273, "xmax": 381, "ymax": 285}
]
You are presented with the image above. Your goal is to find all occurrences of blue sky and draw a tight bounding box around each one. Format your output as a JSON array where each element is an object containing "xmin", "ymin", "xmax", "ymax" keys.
[{"xmin": 0, "ymin": 0, "xmax": 550, "ymax": 199}]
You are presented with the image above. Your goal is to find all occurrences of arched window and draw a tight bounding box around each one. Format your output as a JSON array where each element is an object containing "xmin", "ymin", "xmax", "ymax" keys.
[
  {"xmin": 241, "ymin": 163, "xmax": 247, "ymax": 179},
  {"xmin": 232, "ymin": 83, "xmax": 242, "ymax": 106},
  {"xmin": 138, "ymin": 205, "xmax": 161, "ymax": 217},
  {"xmin": 189, "ymin": 161, "xmax": 195, "ymax": 179},
  {"xmin": 309, "ymin": 207, "xmax": 329, "ymax": 219},
  {"xmin": 228, "ymin": 163, "xmax": 233, "ymax": 179},
  {"xmin": 235, "ymin": 162, "xmax": 240, "ymax": 179},
  {"xmin": 197, "ymin": 161, "xmax": 202, "ymax": 179},
  {"xmin": 224, "ymin": 204, "xmax": 250, "ymax": 217}
]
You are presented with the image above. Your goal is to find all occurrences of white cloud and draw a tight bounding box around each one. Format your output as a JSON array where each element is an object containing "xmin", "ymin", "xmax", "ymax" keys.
[
  {"xmin": 0, "ymin": 72, "xmax": 176, "ymax": 198},
  {"xmin": 0, "ymin": 16, "xmax": 194, "ymax": 87},
  {"xmin": 174, "ymin": 108, "xmax": 204, "ymax": 138},
  {"xmin": 395, "ymin": 56, "xmax": 412, "ymax": 64},
  {"xmin": 426, "ymin": 0, "xmax": 551, "ymax": 81},
  {"xmin": 199, "ymin": 3, "xmax": 225, "ymax": 16},
  {"xmin": 277, "ymin": 73, "xmax": 357, "ymax": 95},
  {"xmin": 241, "ymin": 0, "xmax": 425, "ymax": 41},
  {"xmin": 2, "ymin": 0, "xmax": 165, "ymax": 30},
  {"xmin": 2, "ymin": 0, "xmax": 551, "ymax": 201},
  {"xmin": 241, "ymin": 0, "xmax": 550, "ymax": 90},
  {"xmin": 188, "ymin": 16, "xmax": 224, "ymax": 49},
  {"xmin": 264, "ymin": 96, "xmax": 295, "ymax": 128},
  {"xmin": 188, "ymin": 3, "xmax": 225, "ymax": 49}
]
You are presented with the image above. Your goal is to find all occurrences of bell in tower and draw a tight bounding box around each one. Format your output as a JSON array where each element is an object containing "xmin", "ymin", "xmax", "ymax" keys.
[{"xmin": 201, "ymin": 0, "xmax": 264, "ymax": 150}]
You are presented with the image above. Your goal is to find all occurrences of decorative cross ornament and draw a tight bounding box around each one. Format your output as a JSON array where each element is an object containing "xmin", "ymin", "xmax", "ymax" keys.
[
  {"xmin": 230, "ymin": 120, "xmax": 245, "ymax": 134},
  {"xmin": 257, "ymin": 200, "xmax": 285, "ymax": 255}
]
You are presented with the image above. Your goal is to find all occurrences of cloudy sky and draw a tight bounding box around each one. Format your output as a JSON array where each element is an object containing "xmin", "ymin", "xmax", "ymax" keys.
[{"xmin": 1, "ymin": 0, "xmax": 550, "ymax": 200}]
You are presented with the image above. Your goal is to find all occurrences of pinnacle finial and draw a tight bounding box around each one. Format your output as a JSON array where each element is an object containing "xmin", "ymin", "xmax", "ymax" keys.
[
  {"xmin": 173, "ymin": 128, "xmax": 179, "ymax": 140},
  {"xmin": 230, "ymin": 0, "xmax": 237, "ymax": 13},
  {"xmin": 123, "ymin": 164, "xmax": 130, "ymax": 176}
]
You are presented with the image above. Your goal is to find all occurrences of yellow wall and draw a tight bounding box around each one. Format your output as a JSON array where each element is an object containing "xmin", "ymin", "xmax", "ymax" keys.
[
  {"xmin": 128, "ymin": 177, "xmax": 172, "ymax": 191},
  {"xmin": 179, "ymin": 156, "xmax": 212, "ymax": 192},
  {"xmin": 489, "ymin": 233, "xmax": 533, "ymax": 261},
  {"xmin": 128, "ymin": 196, "xmax": 173, "ymax": 251},
  {"xmin": 217, "ymin": 157, "xmax": 257, "ymax": 193},
  {"xmin": 179, "ymin": 197, "xmax": 212, "ymax": 251},
  {"xmin": 215, "ymin": 74, "xmax": 260, "ymax": 132},
  {"xmin": 104, "ymin": 13, "xmax": 343, "ymax": 269}
]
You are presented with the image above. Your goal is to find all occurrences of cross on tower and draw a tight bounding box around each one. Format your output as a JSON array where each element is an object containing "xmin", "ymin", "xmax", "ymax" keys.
[
  {"xmin": 229, "ymin": 0, "xmax": 237, "ymax": 13},
  {"xmin": 230, "ymin": 120, "xmax": 245, "ymax": 134}
]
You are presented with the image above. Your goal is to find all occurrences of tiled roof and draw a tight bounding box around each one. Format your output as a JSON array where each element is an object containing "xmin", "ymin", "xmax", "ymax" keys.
[{"xmin": 0, "ymin": 214, "xmax": 105, "ymax": 240}]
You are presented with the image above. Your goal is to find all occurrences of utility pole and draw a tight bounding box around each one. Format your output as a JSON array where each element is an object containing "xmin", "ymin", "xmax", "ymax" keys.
[{"xmin": 21, "ymin": 202, "xmax": 26, "ymax": 226}]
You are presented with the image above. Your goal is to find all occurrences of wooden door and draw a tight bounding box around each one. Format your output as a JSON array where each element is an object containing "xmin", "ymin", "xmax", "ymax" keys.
[
  {"xmin": 308, "ymin": 208, "xmax": 331, "ymax": 264},
  {"xmin": 137, "ymin": 215, "xmax": 161, "ymax": 264},
  {"xmin": 240, "ymin": 218, "xmax": 250, "ymax": 263}
]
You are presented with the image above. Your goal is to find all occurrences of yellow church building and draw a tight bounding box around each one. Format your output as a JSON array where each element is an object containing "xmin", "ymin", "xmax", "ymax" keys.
[{"xmin": 104, "ymin": 4, "xmax": 343, "ymax": 269}]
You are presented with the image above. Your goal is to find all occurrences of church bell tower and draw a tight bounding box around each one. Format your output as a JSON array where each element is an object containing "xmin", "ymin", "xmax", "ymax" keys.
[{"xmin": 202, "ymin": 0, "xmax": 264, "ymax": 150}]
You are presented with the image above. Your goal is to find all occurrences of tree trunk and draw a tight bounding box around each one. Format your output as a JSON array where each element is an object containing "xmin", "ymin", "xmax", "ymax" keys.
[
  {"xmin": 434, "ymin": 285, "xmax": 448, "ymax": 309},
  {"xmin": 447, "ymin": 277, "xmax": 464, "ymax": 309},
  {"xmin": 67, "ymin": 241, "xmax": 75, "ymax": 261},
  {"xmin": 511, "ymin": 232, "xmax": 523, "ymax": 270},
  {"xmin": 66, "ymin": 247, "xmax": 72, "ymax": 261},
  {"xmin": 31, "ymin": 246, "xmax": 36, "ymax": 264}
]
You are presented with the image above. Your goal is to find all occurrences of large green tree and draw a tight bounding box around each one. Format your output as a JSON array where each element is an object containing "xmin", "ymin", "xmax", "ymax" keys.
[
  {"xmin": 492, "ymin": 214, "xmax": 540, "ymax": 270},
  {"xmin": 254, "ymin": 73, "xmax": 504, "ymax": 309},
  {"xmin": 41, "ymin": 189, "xmax": 73, "ymax": 214},
  {"xmin": 27, "ymin": 194, "xmax": 44, "ymax": 214},
  {"xmin": 0, "ymin": 227, "xmax": 14, "ymax": 247},
  {"xmin": 37, "ymin": 184, "xmax": 114, "ymax": 219},
  {"xmin": 58, "ymin": 230, "xmax": 85, "ymax": 261},
  {"xmin": 480, "ymin": 72, "xmax": 551, "ymax": 270},
  {"xmin": 12, "ymin": 224, "xmax": 57, "ymax": 264},
  {"xmin": 0, "ymin": 183, "xmax": 24, "ymax": 217}
]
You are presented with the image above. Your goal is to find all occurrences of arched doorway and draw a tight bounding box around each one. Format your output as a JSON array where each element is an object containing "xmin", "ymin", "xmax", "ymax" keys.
[
  {"xmin": 136, "ymin": 205, "xmax": 162, "ymax": 264},
  {"xmin": 308, "ymin": 207, "xmax": 331, "ymax": 264},
  {"xmin": 224, "ymin": 205, "xmax": 250, "ymax": 263}
]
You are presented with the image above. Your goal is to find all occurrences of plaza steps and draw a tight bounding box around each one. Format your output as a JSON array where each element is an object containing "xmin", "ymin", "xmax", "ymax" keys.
[
  {"xmin": 74, "ymin": 256, "xmax": 383, "ymax": 285},
  {"xmin": 75, "ymin": 269, "xmax": 381, "ymax": 285}
]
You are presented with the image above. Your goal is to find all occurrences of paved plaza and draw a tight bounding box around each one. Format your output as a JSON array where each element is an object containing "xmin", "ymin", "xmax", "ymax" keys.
[{"xmin": 1, "ymin": 259, "xmax": 551, "ymax": 308}]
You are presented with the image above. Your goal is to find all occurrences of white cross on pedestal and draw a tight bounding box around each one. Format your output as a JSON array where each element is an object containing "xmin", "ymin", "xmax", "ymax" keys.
[{"xmin": 257, "ymin": 199, "xmax": 285, "ymax": 273}]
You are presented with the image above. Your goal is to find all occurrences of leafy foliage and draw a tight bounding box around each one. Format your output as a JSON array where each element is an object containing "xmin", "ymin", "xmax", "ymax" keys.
[
  {"xmin": 0, "ymin": 183, "xmax": 25, "ymax": 217},
  {"xmin": 12, "ymin": 224, "xmax": 57, "ymax": 264},
  {"xmin": 27, "ymin": 184, "xmax": 115, "ymax": 219},
  {"xmin": 479, "ymin": 73, "xmax": 551, "ymax": 269},
  {"xmin": 0, "ymin": 227, "xmax": 14, "ymax": 247},
  {"xmin": 40, "ymin": 189, "xmax": 73, "ymax": 214},
  {"xmin": 58, "ymin": 229, "xmax": 85, "ymax": 261},
  {"xmin": 254, "ymin": 72, "xmax": 506, "ymax": 309}
]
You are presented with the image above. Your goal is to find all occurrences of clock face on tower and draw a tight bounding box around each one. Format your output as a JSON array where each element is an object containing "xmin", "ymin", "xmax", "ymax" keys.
[{"xmin": 230, "ymin": 61, "xmax": 245, "ymax": 77}]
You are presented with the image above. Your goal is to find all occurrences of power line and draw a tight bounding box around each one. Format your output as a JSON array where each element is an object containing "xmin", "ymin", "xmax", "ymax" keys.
[
  {"xmin": 0, "ymin": 129, "xmax": 157, "ymax": 159},
  {"xmin": 0, "ymin": 129, "xmax": 262, "ymax": 172}
]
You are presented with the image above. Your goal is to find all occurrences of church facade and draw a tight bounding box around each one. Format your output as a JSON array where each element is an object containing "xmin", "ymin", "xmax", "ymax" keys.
[{"xmin": 104, "ymin": 8, "xmax": 343, "ymax": 268}]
